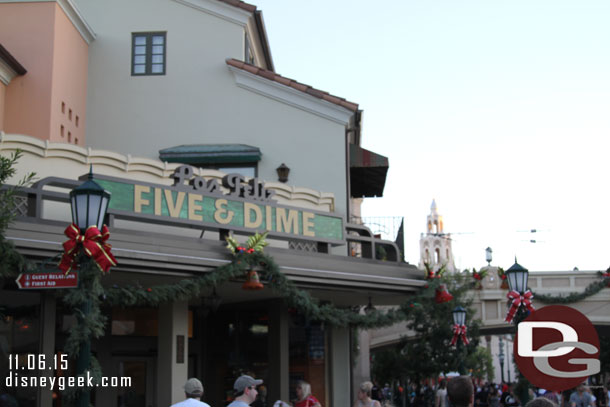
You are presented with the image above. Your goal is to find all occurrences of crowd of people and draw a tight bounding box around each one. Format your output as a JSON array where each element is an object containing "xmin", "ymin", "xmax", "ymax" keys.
[
  {"xmin": 356, "ymin": 379, "xmax": 610, "ymax": 407},
  {"xmin": 168, "ymin": 376, "xmax": 610, "ymax": 407}
]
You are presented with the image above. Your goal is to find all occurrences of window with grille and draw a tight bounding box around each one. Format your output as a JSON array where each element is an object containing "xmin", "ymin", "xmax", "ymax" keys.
[{"xmin": 131, "ymin": 32, "xmax": 166, "ymax": 76}]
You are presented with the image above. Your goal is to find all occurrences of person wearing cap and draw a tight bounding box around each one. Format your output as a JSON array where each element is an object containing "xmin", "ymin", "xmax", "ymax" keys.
[
  {"xmin": 229, "ymin": 375, "xmax": 263, "ymax": 407},
  {"xmin": 171, "ymin": 378, "xmax": 211, "ymax": 407}
]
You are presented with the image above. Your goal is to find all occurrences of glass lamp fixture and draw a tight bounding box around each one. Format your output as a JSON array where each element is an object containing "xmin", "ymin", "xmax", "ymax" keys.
[
  {"xmin": 452, "ymin": 305, "xmax": 466, "ymax": 326},
  {"xmin": 485, "ymin": 247, "xmax": 493, "ymax": 265},
  {"xmin": 505, "ymin": 260, "xmax": 529, "ymax": 293},
  {"xmin": 70, "ymin": 167, "xmax": 111, "ymax": 232},
  {"xmin": 276, "ymin": 163, "xmax": 290, "ymax": 183}
]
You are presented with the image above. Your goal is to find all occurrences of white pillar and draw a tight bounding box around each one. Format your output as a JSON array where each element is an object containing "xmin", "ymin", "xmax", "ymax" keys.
[
  {"xmin": 329, "ymin": 326, "xmax": 352, "ymax": 407},
  {"xmin": 352, "ymin": 329, "xmax": 370, "ymax": 392},
  {"xmin": 157, "ymin": 301, "xmax": 189, "ymax": 406}
]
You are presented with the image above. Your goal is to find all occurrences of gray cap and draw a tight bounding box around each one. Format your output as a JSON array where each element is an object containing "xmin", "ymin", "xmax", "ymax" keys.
[
  {"xmin": 234, "ymin": 375, "xmax": 263, "ymax": 393},
  {"xmin": 184, "ymin": 378, "xmax": 203, "ymax": 396}
]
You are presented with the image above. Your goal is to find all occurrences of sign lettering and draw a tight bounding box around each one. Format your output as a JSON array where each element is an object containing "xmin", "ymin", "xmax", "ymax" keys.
[{"xmin": 94, "ymin": 168, "xmax": 344, "ymax": 244}]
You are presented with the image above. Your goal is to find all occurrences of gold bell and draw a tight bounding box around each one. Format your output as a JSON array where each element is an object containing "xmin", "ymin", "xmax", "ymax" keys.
[{"xmin": 242, "ymin": 270, "xmax": 264, "ymax": 290}]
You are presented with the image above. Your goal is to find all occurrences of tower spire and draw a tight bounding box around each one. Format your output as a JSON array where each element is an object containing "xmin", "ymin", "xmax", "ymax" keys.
[{"xmin": 420, "ymin": 199, "xmax": 456, "ymax": 273}]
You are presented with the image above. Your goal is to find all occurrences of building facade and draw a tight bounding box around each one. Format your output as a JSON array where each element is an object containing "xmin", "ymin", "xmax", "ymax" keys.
[{"xmin": 0, "ymin": 1, "xmax": 423, "ymax": 406}]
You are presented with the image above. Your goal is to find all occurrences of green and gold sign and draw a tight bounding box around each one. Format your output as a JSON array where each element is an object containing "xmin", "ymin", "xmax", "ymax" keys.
[{"xmin": 95, "ymin": 165, "xmax": 344, "ymax": 244}]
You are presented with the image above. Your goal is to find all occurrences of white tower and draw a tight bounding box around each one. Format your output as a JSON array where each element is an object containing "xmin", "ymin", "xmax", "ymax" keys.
[{"xmin": 419, "ymin": 200, "xmax": 456, "ymax": 273}]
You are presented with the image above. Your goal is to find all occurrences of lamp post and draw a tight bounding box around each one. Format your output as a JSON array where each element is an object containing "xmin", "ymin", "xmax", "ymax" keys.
[
  {"xmin": 505, "ymin": 259, "xmax": 530, "ymax": 324},
  {"xmin": 498, "ymin": 336, "xmax": 505, "ymax": 383},
  {"xmin": 69, "ymin": 168, "xmax": 111, "ymax": 407},
  {"xmin": 505, "ymin": 260, "xmax": 531, "ymax": 402},
  {"xmin": 485, "ymin": 247, "xmax": 492, "ymax": 266},
  {"xmin": 452, "ymin": 305, "xmax": 467, "ymax": 375}
]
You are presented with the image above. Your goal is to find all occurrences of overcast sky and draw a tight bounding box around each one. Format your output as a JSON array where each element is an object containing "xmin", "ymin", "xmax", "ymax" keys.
[{"xmin": 252, "ymin": 0, "xmax": 610, "ymax": 272}]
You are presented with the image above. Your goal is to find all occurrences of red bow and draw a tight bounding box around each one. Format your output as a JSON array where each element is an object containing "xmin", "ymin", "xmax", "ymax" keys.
[
  {"xmin": 473, "ymin": 273, "xmax": 482, "ymax": 280},
  {"xmin": 450, "ymin": 324, "xmax": 469, "ymax": 346},
  {"xmin": 505, "ymin": 290, "xmax": 534, "ymax": 323},
  {"xmin": 58, "ymin": 224, "xmax": 117, "ymax": 274}
]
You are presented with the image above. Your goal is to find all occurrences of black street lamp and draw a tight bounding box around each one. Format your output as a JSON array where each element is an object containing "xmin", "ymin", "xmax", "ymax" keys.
[
  {"xmin": 452, "ymin": 306, "xmax": 467, "ymax": 374},
  {"xmin": 498, "ymin": 336, "xmax": 505, "ymax": 383},
  {"xmin": 505, "ymin": 260, "xmax": 532, "ymax": 402},
  {"xmin": 505, "ymin": 260, "xmax": 529, "ymax": 295},
  {"xmin": 452, "ymin": 305, "xmax": 466, "ymax": 326},
  {"xmin": 504, "ymin": 259, "xmax": 532, "ymax": 325},
  {"xmin": 485, "ymin": 247, "xmax": 492, "ymax": 266},
  {"xmin": 69, "ymin": 168, "xmax": 111, "ymax": 407},
  {"xmin": 70, "ymin": 168, "xmax": 111, "ymax": 232}
]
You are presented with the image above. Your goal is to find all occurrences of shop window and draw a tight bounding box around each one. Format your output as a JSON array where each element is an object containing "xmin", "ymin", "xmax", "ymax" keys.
[
  {"xmin": 132, "ymin": 32, "xmax": 166, "ymax": 76},
  {"xmin": 289, "ymin": 314, "xmax": 326, "ymax": 404}
]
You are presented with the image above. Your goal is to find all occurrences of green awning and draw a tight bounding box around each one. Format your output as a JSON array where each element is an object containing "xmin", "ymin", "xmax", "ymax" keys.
[
  {"xmin": 350, "ymin": 144, "xmax": 389, "ymax": 198},
  {"xmin": 159, "ymin": 144, "xmax": 261, "ymax": 164}
]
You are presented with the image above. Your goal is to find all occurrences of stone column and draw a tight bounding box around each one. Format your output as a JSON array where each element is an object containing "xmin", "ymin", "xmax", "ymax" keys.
[
  {"xmin": 352, "ymin": 329, "xmax": 370, "ymax": 393},
  {"xmin": 268, "ymin": 300, "xmax": 289, "ymax": 403},
  {"xmin": 38, "ymin": 292, "xmax": 56, "ymax": 407},
  {"xmin": 157, "ymin": 301, "xmax": 189, "ymax": 406},
  {"xmin": 329, "ymin": 325, "xmax": 351, "ymax": 407}
]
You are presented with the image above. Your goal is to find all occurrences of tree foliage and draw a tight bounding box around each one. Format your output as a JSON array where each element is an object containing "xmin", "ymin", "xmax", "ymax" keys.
[
  {"xmin": 0, "ymin": 150, "xmax": 35, "ymax": 277},
  {"xmin": 465, "ymin": 346, "xmax": 495, "ymax": 381},
  {"xmin": 372, "ymin": 272, "xmax": 482, "ymax": 381}
]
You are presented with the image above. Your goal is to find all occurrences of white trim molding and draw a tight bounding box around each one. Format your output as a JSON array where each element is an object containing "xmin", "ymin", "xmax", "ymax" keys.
[
  {"xmin": 228, "ymin": 66, "xmax": 354, "ymax": 125},
  {"xmin": 0, "ymin": 133, "xmax": 336, "ymax": 212},
  {"xmin": 0, "ymin": 57, "xmax": 19, "ymax": 85},
  {"xmin": 171, "ymin": 0, "xmax": 251, "ymax": 27}
]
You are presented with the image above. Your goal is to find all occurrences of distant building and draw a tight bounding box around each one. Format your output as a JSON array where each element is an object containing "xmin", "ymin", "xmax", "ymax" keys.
[{"xmin": 419, "ymin": 199, "xmax": 456, "ymax": 273}]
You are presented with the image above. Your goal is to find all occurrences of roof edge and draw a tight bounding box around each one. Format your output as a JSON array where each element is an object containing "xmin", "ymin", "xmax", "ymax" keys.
[
  {"xmin": 0, "ymin": 43, "xmax": 27, "ymax": 85},
  {"xmin": 226, "ymin": 58, "xmax": 358, "ymax": 112}
]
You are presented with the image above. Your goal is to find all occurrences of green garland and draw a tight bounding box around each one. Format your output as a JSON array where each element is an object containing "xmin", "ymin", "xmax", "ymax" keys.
[
  {"xmin": 104, "ymin": 250, "xmax": 441, "ymax": 329},
  {"xmin": 533, "ymin": 270, "xmax": 610, "ymax": 304}
]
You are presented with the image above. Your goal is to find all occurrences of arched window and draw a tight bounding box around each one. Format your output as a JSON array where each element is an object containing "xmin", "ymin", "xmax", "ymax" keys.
[{"xmin": 435, "ymin": 248, "xmax": 440, "ymax": 264}]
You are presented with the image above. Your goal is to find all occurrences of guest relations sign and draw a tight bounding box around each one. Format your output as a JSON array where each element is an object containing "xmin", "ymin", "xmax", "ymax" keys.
[{"xmin": 94, "ymin": 165, "xmax": 344, "ymax": 244}]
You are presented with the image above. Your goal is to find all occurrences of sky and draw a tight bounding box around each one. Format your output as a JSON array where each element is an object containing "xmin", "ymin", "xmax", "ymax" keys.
[{"xmin": 251, "ymin": 0, "xmax": 610, "ymax": 272}]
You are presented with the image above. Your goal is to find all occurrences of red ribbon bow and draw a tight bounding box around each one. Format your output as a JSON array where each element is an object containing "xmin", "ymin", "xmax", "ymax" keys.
[
  {"xmin": 58, "ymin": 224, "xmax": 118, "ymax": 274},
  {"xmin": 450, "ymin": 324, "xmax": 469, "ymax": 346},
  {"xmin": 505, "ymin": 290, "xmax": 535, "ymax": 323}
]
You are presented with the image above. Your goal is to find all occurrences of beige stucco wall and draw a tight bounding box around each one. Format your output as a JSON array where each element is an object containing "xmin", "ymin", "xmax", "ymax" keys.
[
  {"xmin": 73, "ymin": 0, "xmax": 350, "ymax": 217},
  {"xmin": 0, "ymin": 2, "xmax": 88, "ymax": 145},
  {"xmin": 0, "ymin": 2, "xmax": 55, "ymax": 140}
]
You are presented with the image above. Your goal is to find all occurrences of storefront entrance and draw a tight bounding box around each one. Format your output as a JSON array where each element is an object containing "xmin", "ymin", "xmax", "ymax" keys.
[{"xmin": 115, "ymin": 357, "xmax": 155, "ymax": 407}]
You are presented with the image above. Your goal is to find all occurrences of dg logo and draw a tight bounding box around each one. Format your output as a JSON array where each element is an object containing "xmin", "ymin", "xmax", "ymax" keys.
[{"xmin": 514, "ymin": 305, "xmax": 600, "ymax": 391}]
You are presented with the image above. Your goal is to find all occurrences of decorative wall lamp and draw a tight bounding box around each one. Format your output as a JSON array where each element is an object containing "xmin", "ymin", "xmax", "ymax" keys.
[{"xmin": 276, "ymin": 163, "xmax": 290, "ymax": 183}]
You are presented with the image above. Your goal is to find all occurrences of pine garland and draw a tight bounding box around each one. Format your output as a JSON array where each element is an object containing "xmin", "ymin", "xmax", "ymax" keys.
[
  {"xmin": 104, "ymin": 250, "xmax": 442, "ymax": 329},
  {"xmin": 533, "ymin": 270, "xmax": 610, "ymax": 304}
]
